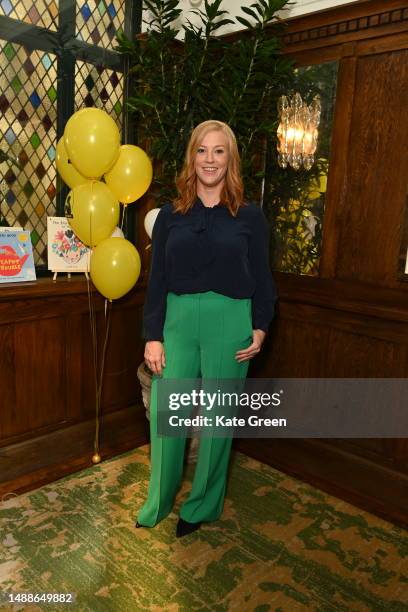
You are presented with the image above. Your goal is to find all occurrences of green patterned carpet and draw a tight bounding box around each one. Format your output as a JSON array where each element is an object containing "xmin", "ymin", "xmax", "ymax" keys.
[{"xmin": 0, "ymin": 445, "xmax": 407, "ymax": 611}]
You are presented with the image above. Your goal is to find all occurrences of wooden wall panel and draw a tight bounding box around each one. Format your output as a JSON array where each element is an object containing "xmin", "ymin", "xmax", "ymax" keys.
[
  {"xmin": 251, "ymin": 316, "xmax": 330, "ymax": 377},
  {"xmin": 335, "ymin": 49, "xmax": 408, "ymax": 285},
  {"xmin": 80, "ymin": 305, "xmax": 145, "ymax": 418},
  {"xmin": 101, "ymin": 305, "xmax": 144, "ymax": 410},
  {"xmin": 14, "ymin": 317, "xmax": 67, "ymax": 433},
  {"xmin": 65, "ymin": 313, "xmax": 84, "ymax": 422},
  {"xmin": 236, "ymin": 0, "xmax": 408, "ymax": 527},
  {"xmin": 1, "ymin": 317, "xmax": 67, "ymax": 439},
  {"xmin": 324, "ymin": 328, "xmax": 406, "ymax": 376},
  {"xmin": 0, "ymin": 280, "xmax": 147, "ymax": 493},
  {"xmin": 247, "ymin": 284, "xmax": 408, "ymax": 527},
  {"xmin": 0, "ymin": 324, "xmax": 17, "ymax": 436}
]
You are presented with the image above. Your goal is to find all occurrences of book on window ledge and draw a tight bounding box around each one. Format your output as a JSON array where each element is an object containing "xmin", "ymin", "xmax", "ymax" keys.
[
  {"xmin": 47, "ymin": 216, "xmax": 90, "ymax": 273},
  {"xmin": 0, "ymin": 227, "xmax": 36, "ymax": 283}
]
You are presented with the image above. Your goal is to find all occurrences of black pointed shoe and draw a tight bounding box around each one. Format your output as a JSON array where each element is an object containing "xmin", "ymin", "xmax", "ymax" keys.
[{"xmin": 176, "ymin": 518, "xmax": 202, "ymax": 538}]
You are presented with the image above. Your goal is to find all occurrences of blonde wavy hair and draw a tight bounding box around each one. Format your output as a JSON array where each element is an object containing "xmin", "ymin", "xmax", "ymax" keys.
[{"xmin": 173, "ymin": 120, "xmax": 245, "ymax": 217}]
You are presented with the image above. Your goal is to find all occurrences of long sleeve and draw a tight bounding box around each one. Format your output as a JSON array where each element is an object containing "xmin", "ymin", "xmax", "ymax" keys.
[
  {"xmin": 248, "ymin": 206, "xmax": 278, "ymax": 332},
  {"xmin": 142, "ymin": 206, "xmax": 169, "ymax": 341}
]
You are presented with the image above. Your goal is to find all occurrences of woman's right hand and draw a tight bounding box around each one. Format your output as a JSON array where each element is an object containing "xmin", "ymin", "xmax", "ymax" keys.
[{"xmin": 144, "ymin": 341, "xmax": 166, "ymax": 376}]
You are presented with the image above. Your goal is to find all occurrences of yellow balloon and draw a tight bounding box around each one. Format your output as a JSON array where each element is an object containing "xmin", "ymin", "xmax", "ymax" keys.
[
  {"xmin": 67, "ymin": 181, "xmax": 120, "ymax": 247},
  {"xmin": 90, "ymin": 238, "xmax": 141, "ymax": 300},
  {"xmin": 56, "ymin": 137, "xmax": 91, "ymax": 189},
  {"xmin": 64, "ymin": 108, "xmax": 120, "ymax": 179},
  {"xmin": 104, "ymin": 145, "xmax": 153, "ymax": 204}
]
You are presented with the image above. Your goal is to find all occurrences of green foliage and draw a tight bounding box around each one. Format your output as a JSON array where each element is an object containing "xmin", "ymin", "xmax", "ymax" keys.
[
  {"xmin": 116, "ymin": 0, "xmax": 295, "ymax": 203},
  {"xmin": 116, "ymin": 2, "xmax": 338, "ymax": 277}
]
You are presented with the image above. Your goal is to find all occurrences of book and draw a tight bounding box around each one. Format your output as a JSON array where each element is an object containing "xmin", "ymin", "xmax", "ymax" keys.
[
  {"xmin": 0, "ymin": 227, "xmax": 36, "ymax": 283},
  {"xmin": 47, "ymin": 217, "xmax": 90, "ymax": 273}
]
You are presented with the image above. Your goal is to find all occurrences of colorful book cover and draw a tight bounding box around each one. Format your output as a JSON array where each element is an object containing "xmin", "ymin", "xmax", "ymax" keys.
[
  {"xmin": 47, "ymin": 217, "xmax": 90, "ymax": 273},
  {"xmin": 0, "ymin": 227, "xmax": 36, "ymax": 283}
]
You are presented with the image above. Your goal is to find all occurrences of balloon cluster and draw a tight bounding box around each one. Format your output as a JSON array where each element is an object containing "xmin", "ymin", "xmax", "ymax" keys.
[{"xmin": 56, "ymin": 107, "xmax": 153, "ymax": 300}]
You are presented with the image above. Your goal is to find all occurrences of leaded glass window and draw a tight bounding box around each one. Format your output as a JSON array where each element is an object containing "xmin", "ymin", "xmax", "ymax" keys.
[
  {"xmin": 0, "ymin": 42, "xmax": 57, "ymax": 263},
  {"xmin": 0, "ymin": 0, "xmax": 58, "ymax": 31},
  {"xmin": 76, "ymin": 0, "xmax": 126, "ymax": 49},
  {"xmin": 0, "ymin": 1, "xmax": 139, "ymax": 269},
  {"xmin": 75, "ymin": 60, "xmax": 123, "ymax": 125}
]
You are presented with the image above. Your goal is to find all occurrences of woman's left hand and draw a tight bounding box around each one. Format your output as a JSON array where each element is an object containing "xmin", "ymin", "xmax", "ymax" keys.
[{"xmin": 235, "ymin": 329, "xmax": 266, "ymax": 362}]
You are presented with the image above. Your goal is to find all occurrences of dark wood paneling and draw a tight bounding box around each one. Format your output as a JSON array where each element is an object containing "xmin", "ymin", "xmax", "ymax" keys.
[
  {"xmin": 66, "ymin": 313, "xmax": 84, "ymax": 421},
  {"xmin": 248, "ymin": 276, "xmax": 408, "ymax": 525},
  {"xmin": 0, "ymin": 279, "xmax": 146, "ymax": 449},
  {"xmin": 319, "ymin": 54, "xmax": 357, "ymax": 279},
  {"xmin": 0, "ymin": 405, "xmax": 149, "ymax": 497},
  {"xmin": 1, "ymin": 317, "xmax": 67, "ymax": 439},
  {"xmin": 335, "ymin": 50, "xmax": 408, "ymax": 285},
  {"xmin": 15, "ymin": 317, "xmax": 67, "ymax": 432},
  {"xmin": 0, "ymin": 277, "xmax": 148, "ymax": 493},
  {"xmin": 0, "ymin": 324, "xmax": 16, "ymax": 431},
  {"xmin": 240, "ymin": 1, "xmax": 408, "ymax": 528},
  {"xmin": 324, "ymin": 327, "xmax": 406, "ymax": 376},
  {"xmin": 81, "ymin": 305, "xmax": 145, "ymax": 417}
]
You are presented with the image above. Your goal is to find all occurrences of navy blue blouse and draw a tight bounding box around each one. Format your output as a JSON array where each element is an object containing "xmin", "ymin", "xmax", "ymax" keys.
[{"xmin": 143, "ymin": 197, "xmax": 278, "ymax": 341}]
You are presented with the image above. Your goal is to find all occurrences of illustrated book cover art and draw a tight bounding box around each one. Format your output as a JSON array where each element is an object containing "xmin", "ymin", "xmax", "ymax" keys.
[
  {"xmin": 47, "ymin": 217, "xmax": 90, "ymax": 273},
  {"xmin": 0, "ymin": 227, "xmax": 36, "ymax": 283}
]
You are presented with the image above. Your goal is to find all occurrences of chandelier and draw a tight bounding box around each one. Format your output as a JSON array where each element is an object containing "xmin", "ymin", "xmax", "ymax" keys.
[{"xmin": 277, "ymin": 93, "xmax": 321, "ymax": 170}]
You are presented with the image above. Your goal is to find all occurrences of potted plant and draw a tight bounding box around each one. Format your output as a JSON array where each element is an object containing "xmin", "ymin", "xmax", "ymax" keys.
[{"xmin": 137, "ymin": 361, "xmax": 201, "ymax": 462}]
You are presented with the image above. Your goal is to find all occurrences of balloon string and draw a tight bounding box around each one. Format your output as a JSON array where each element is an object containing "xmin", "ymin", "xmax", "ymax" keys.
[
  {"xmin": 89, "ymin": 189, "xmax": 98, "ymax": 368},
  {"xmin": 86, "ymin": 273, "xmax": 99, "ymax": 454},
  {"xmin": 94, "ymin": 299, "xmax": 112, "ymax": 456},
  {"xmin": 94, "ymin": 300, "xmax": 112, "ymax": 454},
  {"xmin": 87, "ymin": 183, "xmax": 100, "ymax": 457},
  {"xmin": 121, "ymin": 204, "xmax": 127, "ymax": 234},
  {"xmin": 88, "ymin": 211, "xmax": 98, "ymax": 370}
]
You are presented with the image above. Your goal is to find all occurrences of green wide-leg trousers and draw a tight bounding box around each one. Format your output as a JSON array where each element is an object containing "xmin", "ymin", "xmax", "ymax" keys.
[{"xmin": 137, "ymin": 291, "xmax": 252, "ymax": 527}]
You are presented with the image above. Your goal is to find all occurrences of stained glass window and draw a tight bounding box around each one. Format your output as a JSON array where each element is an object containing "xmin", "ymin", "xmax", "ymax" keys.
[
  {"xmin": 0, "ymin": 0, "xmax": 58, "ymax": 30},
  {"xmin": 0, "ymin": 41, "xmax": 57, "ymax": 265},
  {"xmin": 75, "ymin": 60, "xmax": 123, "ymax": 129},
  {"xmin": 0, "ymin": 2, "xmax": 134, "ymax": 269},
  {"xmin": 76, "ymin": 0, "xmax": 126, "ymax": 49}
]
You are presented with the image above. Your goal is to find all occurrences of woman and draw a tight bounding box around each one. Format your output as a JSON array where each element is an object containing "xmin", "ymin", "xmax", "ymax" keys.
[{"xmin": 137, "ymin": 120, "xmax": 277, "ymax": 538}]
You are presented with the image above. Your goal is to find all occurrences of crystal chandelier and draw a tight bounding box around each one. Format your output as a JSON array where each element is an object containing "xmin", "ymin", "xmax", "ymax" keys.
[{"xmin": 277, "ymin": 93, "xmax": 321, "ymax": 170}]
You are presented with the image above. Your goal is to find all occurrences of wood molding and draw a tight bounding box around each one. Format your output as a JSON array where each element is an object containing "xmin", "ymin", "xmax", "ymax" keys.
[
  {"xmin": 280, "ymin": 1, "xmax": 408, "ymax": 53},
  {"xmin": 274, "ymin": 273, "xmax": 408, "ymax": 323},
  {"xmin": 0, "ymin": 405, "xmax": 149, "ymax": 497},
  {"xmin": 0, "ymin": 276, "xmax": 145, "ymax": 302},
  {"xmin": 319, "ymin": 54, "xmax": 357, "ymax": 278}
]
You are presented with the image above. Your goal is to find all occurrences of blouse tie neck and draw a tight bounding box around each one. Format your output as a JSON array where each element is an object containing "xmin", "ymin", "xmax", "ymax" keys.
[{"xmin": 190, "ymin": 197, "xmax": 221, "ymax": 272}]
